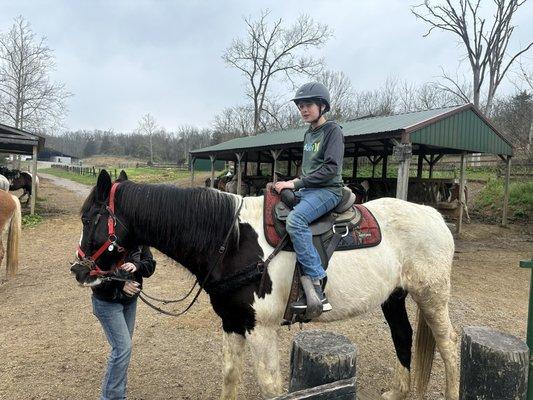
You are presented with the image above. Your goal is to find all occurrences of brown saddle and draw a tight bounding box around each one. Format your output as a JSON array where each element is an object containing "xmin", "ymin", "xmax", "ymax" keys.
[{"xmin": 263, "ymin": 184, "xmax": 381, "ymax": 266}]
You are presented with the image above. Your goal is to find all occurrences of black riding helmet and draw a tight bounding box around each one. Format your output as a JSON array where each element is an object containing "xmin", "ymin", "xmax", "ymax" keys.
[{"xmin": 291, "ymin": 82, "xmax": 331, "ymax": 113}]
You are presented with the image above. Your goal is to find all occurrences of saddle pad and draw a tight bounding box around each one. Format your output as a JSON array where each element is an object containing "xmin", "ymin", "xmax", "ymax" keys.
[
  {"xmin": 333, "ymin": 204, "xmax": 381, "ymax": 250},
  {"xmin": 264, "ymin": 183, "xmax": 281, "ymax": 248}
]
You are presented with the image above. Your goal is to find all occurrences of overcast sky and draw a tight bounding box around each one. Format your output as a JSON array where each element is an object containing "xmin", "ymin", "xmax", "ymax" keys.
[{"xmin": 0, "ymin": 0, "xmax": 532, "ymax": 133}]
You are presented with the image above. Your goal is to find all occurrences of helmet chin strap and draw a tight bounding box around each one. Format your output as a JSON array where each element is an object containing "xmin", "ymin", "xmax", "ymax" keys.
[{"xmin": 311, "ymin": 102, "xmax": 326, "ymax": 125}]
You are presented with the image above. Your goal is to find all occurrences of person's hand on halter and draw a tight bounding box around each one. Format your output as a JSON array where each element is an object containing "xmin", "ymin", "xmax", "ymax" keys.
[
  {"xmin": 120, "ymin": 262, "xmax": 140, "ymax": 296},
  {"xmin": 121, "ymin": 262, "xmax": 137, "ymax": 273},
  {"xmin": 274, "ymin": 180, "xmax": 296, "ymax": 193}
]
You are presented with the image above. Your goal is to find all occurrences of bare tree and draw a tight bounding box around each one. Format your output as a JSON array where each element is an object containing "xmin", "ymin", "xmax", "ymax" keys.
[
  {"xmin": 518, "ymin": 60, "xmax": 533, "ymax": 91},
  {"xmin": 0, "ymin": 16, "xmax": 70, "ymax": 132},
  {"xmin": 315, "ymin": 70, "xmax": 355, "ymax": 121},
  {"xmin": 136, "ymin": 113, "xmax": 158, "ymax": 164},
  {"xmin": 412, "ymin": 0, "xmax": 533, "ymax": 113},
  {"xmin": 223, "ymin": 10, "xmax": 331, "ymax": 134}
]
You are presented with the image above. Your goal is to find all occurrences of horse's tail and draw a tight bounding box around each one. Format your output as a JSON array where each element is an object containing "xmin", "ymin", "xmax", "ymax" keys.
[
  {"xmin": 6, "ymin": 194, "xmax": 21, "ymax": 277},
  {"xmin": 413, "ymin": 308, "xmax": 436, "ymax": 397}
]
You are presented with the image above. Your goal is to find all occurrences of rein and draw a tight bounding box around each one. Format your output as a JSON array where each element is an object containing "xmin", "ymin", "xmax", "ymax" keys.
[{"xmin": 135, "ymin": 198, "xmax": 244, "ymax": 317}]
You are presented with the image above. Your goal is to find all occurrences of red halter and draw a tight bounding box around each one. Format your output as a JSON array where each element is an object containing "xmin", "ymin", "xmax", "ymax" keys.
[{"xmin": 77, "ymin": 182, "xmax": 126, "ymax": 276}]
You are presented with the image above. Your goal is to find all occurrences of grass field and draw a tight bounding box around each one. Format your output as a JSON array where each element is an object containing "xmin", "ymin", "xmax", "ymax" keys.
[{"xmin": 40, "ymin": 166, "xmax": 193, "ymax": 185}]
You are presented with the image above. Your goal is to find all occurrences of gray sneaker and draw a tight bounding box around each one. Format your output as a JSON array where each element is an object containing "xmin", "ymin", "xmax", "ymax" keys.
[{"xmin": 291, "ymin": 284, "xmax": 332, "ymax": 312}]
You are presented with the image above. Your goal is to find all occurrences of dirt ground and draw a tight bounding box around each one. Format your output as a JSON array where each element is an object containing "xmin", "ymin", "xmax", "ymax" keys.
[{"xmin": 0, "ymin": 176, "xmax": 531, "ymax": 400}]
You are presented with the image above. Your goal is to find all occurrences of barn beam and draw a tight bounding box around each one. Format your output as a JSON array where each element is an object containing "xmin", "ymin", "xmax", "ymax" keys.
[
  {"xmin": 209, "ymin": 154, "xmax": 216, "ymax": 189},
  {"xmin": 271, "ymin": 149, "xmax": 283, "ymax": 183},
  {"xmin": 287, "ymin": 149, "xmax": 293, "ymax": 176},
  {"xmin": 236, "ymin": 152, "xmax": 243, "ymax": 196},
  {"xmin": 394, "ymin": 138, "xmax": 412, "ymax": 201},
  {"xmin": 352, "ymin": 144, "xmax": 358, "ymax": 179},
  {"xmin": 30, "ymin": 145, "xmax": 38, "ymax": 215},
  {"xmin": 457, "ymin": 152, "xmax": 467, "ymax": 234},
  {"xmin": 189, "ymin": 156, "xmax": 196, "ymax": 187},
  {"xmin": 502, "ymin": 155, "xmax": 511, "ymax": 227}
]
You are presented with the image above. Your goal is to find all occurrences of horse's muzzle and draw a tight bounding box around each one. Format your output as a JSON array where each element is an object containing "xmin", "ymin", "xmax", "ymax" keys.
[{"xmin": 70, "ymin": 261, "xmax": 102, "ymax": 287}]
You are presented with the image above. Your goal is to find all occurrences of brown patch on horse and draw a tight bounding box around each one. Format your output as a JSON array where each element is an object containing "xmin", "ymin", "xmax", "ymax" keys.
[{"xmin": 0, "ymin": 190, "xmax": 21, "ymax": 278}]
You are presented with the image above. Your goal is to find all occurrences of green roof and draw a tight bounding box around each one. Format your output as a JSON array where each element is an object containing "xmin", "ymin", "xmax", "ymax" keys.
[{"xmin": 191, "ymin": 104, "xmax": 513, "ymax": 159}]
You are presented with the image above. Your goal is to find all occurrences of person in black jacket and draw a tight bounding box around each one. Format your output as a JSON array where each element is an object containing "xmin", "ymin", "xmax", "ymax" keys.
[{"xmin": 91, "ymin": 245, "xmax": 156, "ymax": 400}]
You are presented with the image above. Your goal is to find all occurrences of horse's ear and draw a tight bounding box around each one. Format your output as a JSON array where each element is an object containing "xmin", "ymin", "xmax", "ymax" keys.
[
  {"xmin": 116, "ymin": 170, "xmax": 128, "ymax": 182},
  {"xmin": 96, "ymin": 170, "xmax": 112, "ymax": 201}
]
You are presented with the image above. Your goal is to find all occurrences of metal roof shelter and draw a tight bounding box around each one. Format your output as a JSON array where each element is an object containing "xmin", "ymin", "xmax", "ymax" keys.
[
  {"xmin": 190, "ymin": 104, "xmax": 514, "ymax": 232},
  {"xmin": 0, "ymin": 123, "xmax": 45, "ymax": 214}
]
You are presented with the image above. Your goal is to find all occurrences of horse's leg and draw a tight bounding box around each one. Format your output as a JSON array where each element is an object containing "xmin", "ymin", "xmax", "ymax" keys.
[
  {"xmin": 413, "ymin": 289, "xmax": 459, "ymax": 400},
  {"xmin": 0, "ymin": 236, "xmax": 4, "ymax": 269},
  {"xmin": 381, "ymin": 289, "xmax": 412, "ymax": 400},
  {"xmin": 220, "ymin": 331, "xmax": 246, "ymax": 400},
  {"xmin": 246, "ymin": 325, "xmax": 283, "ymax": 399}
]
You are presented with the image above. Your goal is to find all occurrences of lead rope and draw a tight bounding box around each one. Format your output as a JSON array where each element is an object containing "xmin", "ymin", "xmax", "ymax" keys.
[{"xmin": 138, "ymin": 199, "xmax": 244, "ymax": 317}]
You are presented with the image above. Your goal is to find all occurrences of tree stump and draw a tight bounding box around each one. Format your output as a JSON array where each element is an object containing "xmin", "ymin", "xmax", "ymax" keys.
[
  {"xmin": 460, "ymin": 326, "xmax": 528, "ymax": 400},
  {"xmin": 289, "ymin": 330, "xmax": 357, "ymax": 393}
]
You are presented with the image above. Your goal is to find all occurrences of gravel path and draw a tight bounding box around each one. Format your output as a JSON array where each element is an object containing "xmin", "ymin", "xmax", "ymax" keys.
[
  {"xmin": 0, "ymin": 176, "xmax": 531, "ymax": 400},
  {"xmin": 38, "ymin": 172, "xmax": 92, "ymax": 198}
]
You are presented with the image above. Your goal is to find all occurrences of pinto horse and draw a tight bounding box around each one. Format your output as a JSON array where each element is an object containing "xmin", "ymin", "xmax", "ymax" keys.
[
  {"xmin": 0, "ymin": 189, "xmax": 21, "ymax": 278},
  {"xmin": 72, "ymin": 170, "xmax": 459, "ymax": 400},
  {"xmin": 9, "ymin": 171, "xmax": 39, "ymax": 204}
]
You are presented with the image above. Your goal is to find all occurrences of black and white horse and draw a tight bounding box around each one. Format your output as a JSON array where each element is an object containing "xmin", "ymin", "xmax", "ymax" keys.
[
  {"xmin": 9, "ymin": 171, "xmax": 39, "ymax": 204},
  {"xmin": 72, "ymin": 170, "xmax": 459, "ymax": 400}
]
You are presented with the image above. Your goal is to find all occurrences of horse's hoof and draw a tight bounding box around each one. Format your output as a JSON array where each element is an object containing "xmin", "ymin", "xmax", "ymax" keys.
[{"xmin": 381, "ymin": 390, "xmax": 408, "ymax": 400}]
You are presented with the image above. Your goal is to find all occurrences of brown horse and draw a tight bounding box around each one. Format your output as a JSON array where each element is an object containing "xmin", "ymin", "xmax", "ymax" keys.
[{"xmin": 0, "ymin": 190, "xmax": 21, "ymax": 278}]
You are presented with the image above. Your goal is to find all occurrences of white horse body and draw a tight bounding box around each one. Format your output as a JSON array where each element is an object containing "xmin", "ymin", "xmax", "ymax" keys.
[
  {"xmin": 222, "ymin": 196, "xmax": 458, "ymax": 400},
  {"xmin": 244, "ymin": 196, "xmax": 453, "ymax": 323}
]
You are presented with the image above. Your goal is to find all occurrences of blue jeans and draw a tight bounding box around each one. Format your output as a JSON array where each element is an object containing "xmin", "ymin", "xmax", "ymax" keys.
[
  {"xmin": 286, "ymin": 188, "xmax": 342, "ymax": 280},
  {"xmin": 92, "ymin": 296, "xmax": 137, "ymax": 400}
]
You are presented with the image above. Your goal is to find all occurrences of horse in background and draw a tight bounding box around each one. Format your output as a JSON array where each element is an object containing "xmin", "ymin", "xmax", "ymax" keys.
[
  {"xmin": 10, "ymin": 171, "xmax": 39, "ymax": 205},
  {"xmin": 0, "ymin": 190, "xmax": 21, "ymax": 278},
  {"xmin": 0, "ymin": 175, "xmax": 10, "ymax": 191}
]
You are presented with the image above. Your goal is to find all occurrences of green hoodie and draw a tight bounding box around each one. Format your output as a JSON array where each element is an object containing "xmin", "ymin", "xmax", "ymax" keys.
[{"xmin": 293, "ymin": 121, "xmax": 344, "ymax": 196}]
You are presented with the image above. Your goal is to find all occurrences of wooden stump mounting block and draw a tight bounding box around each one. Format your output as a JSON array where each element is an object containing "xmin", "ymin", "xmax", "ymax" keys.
[
  {"xmin": 460, "ymin": 326, "xmax": 528, "ymax": 400},
  {"xmin": 289, "ymin": 330, "xmax": 357, "ymax": 393}
]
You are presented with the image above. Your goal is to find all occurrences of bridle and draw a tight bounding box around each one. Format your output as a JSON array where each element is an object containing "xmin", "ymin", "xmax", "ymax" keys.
[
  {"xmin": 76, "ymin": 181, "xmax": 244, "ymax": 317},
  {"xmin": 77, "ymin": 182, "xmax": 127, "ymax": 277}
]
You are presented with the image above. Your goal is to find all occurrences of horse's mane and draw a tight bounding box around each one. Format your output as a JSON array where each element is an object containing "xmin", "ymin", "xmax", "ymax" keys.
[{"xmin": 84, "ymin": 182, "xmax": 240, "ymax": 256}]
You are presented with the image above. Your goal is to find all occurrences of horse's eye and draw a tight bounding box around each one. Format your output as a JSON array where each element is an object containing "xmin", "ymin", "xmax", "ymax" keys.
[{"xmin": 81, "ymin": 218, "xmax": 90, "ymax": 225}]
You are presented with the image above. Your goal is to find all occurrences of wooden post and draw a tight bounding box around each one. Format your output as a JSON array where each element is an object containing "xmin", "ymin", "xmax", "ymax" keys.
[
  {"xmin": 382, "ymin": 152, "xmax": 388, "ymax": 179},
  {"xmin": 243, "ymin": 152, "xmax": 248, "ymax": 176},
  {"xmin": 287, "ymin": 149, "xmax": 293, "ymax": 177},
  {"xmin": 271, "ymin": 150, "xmax": 282, "ymax": 183},
  {"xmin": 190, "ymin": 156, "xmax": 195, "ymax": 187},
  {"xmin": 209, "ymin": 155, "xmax": 216, "ymax": 189},
  {"xmin": 394, "ymin": 141, "xmax": 412, "ymax": 201},
  {"xmin": 236, "ymin": 152, "xmax": 243, "ymax": 195},
  {"xmin": 460, "ymin": 326, "xmax": 528, "ymax": 400},
  {"xmin": 30, "ymin": 145, "xmax": 38, "ymax": 215},
  {"xmin": 502, "ymin": 156, "xmax": 511, "ymax": 227},
  {"xmin": 417, "ymin": 152, "xmax": 424, "ymax": 179},
  {"xmin": 289, "ymin": 330, "xmax": 357, "ymax": 393},
  {"xmin": 273, "ymin": 378, "xmax": 357, "ymax": 400},
  {"xmin": 457, "ymin": 152, "xmax": 467, "ymax": 234},
  {"xmin": 428, "ymin": 154, "xmax": 434, "ymax": 179},
  {"xmin": 352, "ymin": 145, "xmax": 358, "ymax": 179},
  {"xmin": 256, "ymin": 152, "xmax": 261, "ymax": 175}
]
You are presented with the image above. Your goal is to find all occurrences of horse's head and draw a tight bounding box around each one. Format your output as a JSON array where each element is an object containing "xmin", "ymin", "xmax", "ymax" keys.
[{"xmin": 71, "ymin": 169, "xmax": 132, "ymax": 286}]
